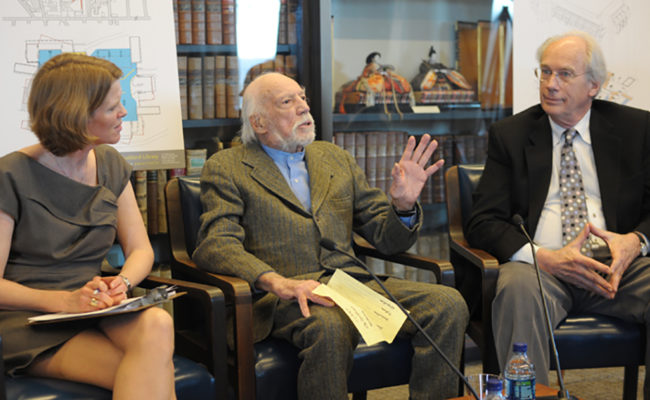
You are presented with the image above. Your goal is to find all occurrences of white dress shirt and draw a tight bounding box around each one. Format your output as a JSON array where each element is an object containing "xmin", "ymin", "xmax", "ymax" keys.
[{"xmin": 511, "ymin": 110, "xmax": 607, "ymax": 263}]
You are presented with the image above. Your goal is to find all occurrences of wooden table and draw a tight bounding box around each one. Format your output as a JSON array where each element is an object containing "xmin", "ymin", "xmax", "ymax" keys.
[{"xmin": 449, "ymin": 383, "xmax": 578, "ymax": 399}]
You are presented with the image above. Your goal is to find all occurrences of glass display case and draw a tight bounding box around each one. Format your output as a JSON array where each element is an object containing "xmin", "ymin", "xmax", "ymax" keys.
[{"xmin": 320, "ymin": 0, "xmax": 513, "ymax": 271}]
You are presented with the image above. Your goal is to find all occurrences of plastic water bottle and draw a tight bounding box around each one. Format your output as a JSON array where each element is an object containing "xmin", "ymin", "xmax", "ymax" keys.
[
  {"xmin": 504, "ymin": 342, "xmax": 535, "ymax": 400},
  {"xmin": 485, "ymin": 377, "xmax": 506, "ymax": 400}
]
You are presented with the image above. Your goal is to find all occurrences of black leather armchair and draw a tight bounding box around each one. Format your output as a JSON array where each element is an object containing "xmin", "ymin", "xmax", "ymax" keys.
[
  {"xmin": 445, "ymin": 164, "xmax": 645, "ymax": 400},
  {"xmin": 165, "ymin": 176, "xmax": 457, "ymax": 400},
  {"xmin": 1, "ymin": 274, "xmax": 228, "ymax": 400}
]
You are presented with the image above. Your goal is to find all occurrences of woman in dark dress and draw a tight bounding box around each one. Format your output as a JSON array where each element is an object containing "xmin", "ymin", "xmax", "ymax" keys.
[{"xmin": 0, "ymin": 53, "xmax": 176, "ymax": 399}]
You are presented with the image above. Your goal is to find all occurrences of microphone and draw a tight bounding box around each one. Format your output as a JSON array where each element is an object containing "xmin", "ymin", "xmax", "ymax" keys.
[
  {"xmin": 319, "ymin": 238, "xmax": 480, "ymax": 400},
  {"xmin": 511, "ymin": 215, "xmax": 577, "ymax": 400}
]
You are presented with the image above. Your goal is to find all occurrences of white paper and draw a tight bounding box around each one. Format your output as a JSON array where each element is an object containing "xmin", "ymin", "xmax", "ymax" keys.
[{"xmin": 313, "ymin": 269, "xmax": 407, "ymax": 345}]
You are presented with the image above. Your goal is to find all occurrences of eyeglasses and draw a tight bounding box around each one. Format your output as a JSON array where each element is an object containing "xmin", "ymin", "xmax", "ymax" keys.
[{"xmin": 534, "ymin": 67, "xmax": 588, "ymax": 84}]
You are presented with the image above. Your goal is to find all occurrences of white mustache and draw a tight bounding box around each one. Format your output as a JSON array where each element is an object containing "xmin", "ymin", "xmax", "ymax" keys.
[{"xmin": 295, "ymin": 114, "xmax": 314, "ymax": 128}]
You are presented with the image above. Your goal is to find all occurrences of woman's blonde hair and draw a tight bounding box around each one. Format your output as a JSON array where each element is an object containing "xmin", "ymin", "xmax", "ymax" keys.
[{"xmin": 28, "ymin": 53, "xmax": 123, "ymax": 155}]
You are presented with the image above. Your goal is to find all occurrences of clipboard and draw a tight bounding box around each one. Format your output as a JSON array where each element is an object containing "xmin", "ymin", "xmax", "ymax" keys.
[{"xmin": 27, "ymin": 285, "xmax": 185, "ymax": 325}]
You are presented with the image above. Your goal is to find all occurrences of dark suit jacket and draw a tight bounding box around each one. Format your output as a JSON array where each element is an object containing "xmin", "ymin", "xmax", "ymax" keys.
[
  {"xmin": 466, "ymin": 100, "xmax": 650, "ymax": 262},
  {"xmin": 193, "ymin": 140, "xmax": 421, "ymax": 342}
]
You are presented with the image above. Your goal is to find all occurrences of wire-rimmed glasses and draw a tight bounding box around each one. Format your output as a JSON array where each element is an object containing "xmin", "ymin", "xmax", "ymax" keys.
[{"xmin": 534, "ymin": 67, "xmax": 588, "ymax": 85}]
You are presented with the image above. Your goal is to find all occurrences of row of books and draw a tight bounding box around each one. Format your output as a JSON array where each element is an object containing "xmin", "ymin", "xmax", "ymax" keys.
[
  {"xmin": 174, "ymin": 0, "xmax": 298, "ymax": 46},
  {"xmin": 178, "ymin": 54, "xmax": 297, "ymax": 120},
  {"xmin": 333, "ymin": 131, "xmax": 488, "ymax": 204},
  {"xmin": 130, "ymin": 148, "xmax": 212, "ymax": 235}
]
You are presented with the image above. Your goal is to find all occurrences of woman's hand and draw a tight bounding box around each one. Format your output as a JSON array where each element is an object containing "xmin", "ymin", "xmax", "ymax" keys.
[
  {"xmin": 103, "ymin": 275, "xmax": 129, "ymax": 303},
  {"xmin": 63, "ymin": 276, "xmax": 118, "ymax": 312}
]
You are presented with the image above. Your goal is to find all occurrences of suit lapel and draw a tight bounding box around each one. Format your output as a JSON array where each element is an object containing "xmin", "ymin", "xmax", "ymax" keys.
[
  {"xmin": 590, "ymin": 108, "xmax": 620, "ymax": 230},
  {"xmin": 305, "ymin": 144, "xmax": 334, "ymax": 215},
  {"xmin": 525, "ymin": 115, "xmax": 554, "ymax": 234},
  {"xmin": 243, "ymin": 143, "xmax": 308, "ymax": 213}
]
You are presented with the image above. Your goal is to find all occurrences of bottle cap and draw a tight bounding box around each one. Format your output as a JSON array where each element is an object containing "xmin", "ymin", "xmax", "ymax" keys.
[
  {"xmin": 487, "ymin": 377, "xmax": 503, "ymax": 391},
  {"xmin": 513, "ymin": 342, "xmax": 527, "ymax": 352}
]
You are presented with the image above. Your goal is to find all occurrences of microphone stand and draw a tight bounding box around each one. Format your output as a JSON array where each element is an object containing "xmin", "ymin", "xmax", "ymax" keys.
[
  {"xmin": 512, "ymin": 215, "xmax": 577, "ymax": 400},
  {"xmin": 319, "ymin": 238, "xmax": 480, "ymax": 400}
]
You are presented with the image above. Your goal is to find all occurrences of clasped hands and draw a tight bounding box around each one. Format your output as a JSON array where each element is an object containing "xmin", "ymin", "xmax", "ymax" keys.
[
  {"xmin": 65, "ymin": 275, "xmax": 129, "ymax": 313},
  {"xmin": 536, "ymin": 223, "xmax": 641, "ymax": 299}
]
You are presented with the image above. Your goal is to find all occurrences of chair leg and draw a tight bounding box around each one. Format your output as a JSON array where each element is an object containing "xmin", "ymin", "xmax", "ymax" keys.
[
  {"xmin": 459, "ymin": 343, "xmax": 466, "ymax": 396},
  {"xmin": 352, "ymin": 391, "xmax": 367, "ymax": 400},
  {"xmin": 622, "ymin": 365, "xmax": 639, "ymax": 400}
]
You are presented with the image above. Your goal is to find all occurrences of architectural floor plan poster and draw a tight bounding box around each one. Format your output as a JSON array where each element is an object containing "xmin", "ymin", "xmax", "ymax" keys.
[
  {"xmin": 0, "ymin": 0, "xmax": 185, "ymax": 170},
  {"xmin": 513, "ymin": 0, "xmax": 650, "ymax": 113}
]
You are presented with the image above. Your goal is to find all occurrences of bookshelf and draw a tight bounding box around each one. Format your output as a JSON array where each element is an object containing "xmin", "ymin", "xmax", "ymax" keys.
[{"xmin": 175, "ymin": 0, "xmax": 325, "ymax": 151}]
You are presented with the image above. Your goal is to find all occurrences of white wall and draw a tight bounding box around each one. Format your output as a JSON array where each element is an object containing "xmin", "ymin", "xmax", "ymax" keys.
[{"xmin": 513, "ymin": 0, "xmax": 650, "ymax": 112}]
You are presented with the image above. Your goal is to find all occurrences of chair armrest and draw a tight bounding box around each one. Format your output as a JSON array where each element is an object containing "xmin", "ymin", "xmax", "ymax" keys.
[
  {"xmin": 448, "ymin": 237, "xmax": 499, "ymax": 279},
  {"xmin": 138, "ymin": 275, "xmax": 228, "ymax": 400},
  {"xmin": 168, "ymin": 259, "xmax": 256, "ymax": 400},
  {"xmin": 448, "ymin": 235, "xmax": 500, "ymax": 334},
  {"xmin": 353, "ymin": 235, "xmax": 455, "ymax": 287}
]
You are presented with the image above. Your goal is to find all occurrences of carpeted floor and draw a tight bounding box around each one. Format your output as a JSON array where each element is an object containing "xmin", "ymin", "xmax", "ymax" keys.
[{"xmin": 351, "ymin": 338, "xmax": 644, "ymax": 399}]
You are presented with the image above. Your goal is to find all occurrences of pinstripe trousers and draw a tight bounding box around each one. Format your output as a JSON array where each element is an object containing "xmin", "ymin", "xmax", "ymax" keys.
[{"xmin": 271, "ymin": 276, "xmax": 469, "ymax": 400}]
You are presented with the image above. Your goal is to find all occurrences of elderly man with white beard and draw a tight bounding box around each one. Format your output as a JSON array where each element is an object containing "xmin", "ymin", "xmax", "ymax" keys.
[{"xmin": 193, "ymin": 72, "xmax": 469, "ymax": 400}]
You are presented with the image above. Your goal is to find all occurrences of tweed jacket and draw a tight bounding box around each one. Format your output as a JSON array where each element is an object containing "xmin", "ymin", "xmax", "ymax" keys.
[
  {"xmin": 466, "ymin": 100, "xmax": 650, "ymax": 262},
  {"xmin": 193, "ymin": 140, "xmax": 422, "ymax": 342}
]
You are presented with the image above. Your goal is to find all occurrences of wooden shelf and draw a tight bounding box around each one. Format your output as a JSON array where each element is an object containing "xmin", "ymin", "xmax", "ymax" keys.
[
  {"xmin": 177, "ymin": 44, "xmax": 295, "ymax": 55},
  {"xmin": 182, "ymin": 119, "xmax": 241, "ymax": 129},
  {"xmin": 333, "ymin": 106, "xmax": 510, "ymax": 124}
]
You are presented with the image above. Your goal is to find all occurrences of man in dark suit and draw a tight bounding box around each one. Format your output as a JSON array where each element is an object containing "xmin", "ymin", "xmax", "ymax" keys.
[
  {"xmin": 466, "ymin": 30, "xmax": 650, "ymax": 392},
  {"xmin": 193, "ymin": 72, "xmax": 468, "ymax": 399}
]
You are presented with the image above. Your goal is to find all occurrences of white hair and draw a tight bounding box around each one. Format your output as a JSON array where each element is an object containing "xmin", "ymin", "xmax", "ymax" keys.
[{"xmin": 536, "ymin": 30, "xmax": 607, "ymax": 93}]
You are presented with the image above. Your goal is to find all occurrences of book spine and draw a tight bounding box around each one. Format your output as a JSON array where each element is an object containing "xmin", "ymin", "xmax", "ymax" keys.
[
  {"xmin": 133, "ymin": 170, "xmax": 148, "ymax": 229},
  {"xmin": 365, "ymin": 133, "xmax": 378, "ymax": 189},
  {"xmin": 274, "ymin": 54, "xmax": 285, "ymax": 75},
  {"xmin": 177, "ymin": 0, "xmax": 193, "ymax": 45},
  {"xmin": 354, "ymin": 132, "xmax": 366, "ymax": 172},
  {"xmin": 285, "ymin": 54, "xmax": 297, "ymax": 80},
  {"xmin": 376, "ymin": 132, "xmax": 388, "ymax": 194},
  {"xmin": 287, "ymin": 0, "xmax": 298, "ymax": 45},
  {"xmin": 205, "ymin": 0, "xmax": 223, "ymax": 45},
  {"xmin": 202, "ymin": 55, "xmax": 216, "ymax": 119},
  {"xmin": 191, "ymin": 0, "xmax": 206, "ymax": 45},
  {"xmin": 188, "ymin": 56, "xmax": 204, "ymax": 120},
  {"xmin": 385, "ymin": 131, "xmax": 397, "ymax": 193},
  {"xmin": 169, "ymin": 168, "xmax": 187, "ymax": 178},
  {"xmin": 177, "ymin": 56, "xmax": 188, "ymax": 120},
  {"xmin": 146, "ymin": 170, "xmax": 159, "ymax": 235},
  {"xmin": 157, "ymin": 170, "xmax": 168, "ymax": 234},
  {"xmin": 226, "ymin": 55, "xmax": 239, "ymax": 119},
  {"xmin": 215, "ymin": 55, "xmax": 227, "ymax": 118},
  {"xmin": 222, "ymin": 0, "xmax": 236, "ymax": 45},
  {"xmin": 277, "ymin": 0, "xmax": 288, "ymax": 45},
  {"xmin": 185, "ymin": 148, "xmax": 208, "ymax": 176}
]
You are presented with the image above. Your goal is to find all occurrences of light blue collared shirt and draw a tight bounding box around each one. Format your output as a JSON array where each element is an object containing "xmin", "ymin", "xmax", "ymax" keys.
[
  {"xmin": 261, "ymin": 144, "xmax": 416, "ymax": 227},
  {"xmin": 262, "ymin": 144, "xmax": 311, "ymax": 212}
]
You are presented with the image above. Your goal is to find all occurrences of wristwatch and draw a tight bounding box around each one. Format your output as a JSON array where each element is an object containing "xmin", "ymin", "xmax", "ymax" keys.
[
  {"xmin": 634, "ymin": 231, "xmax": 649, "ymax": 257},
  {"xmin": 119, "ymin": 274, "xmax": 133, "ymax": 291}
]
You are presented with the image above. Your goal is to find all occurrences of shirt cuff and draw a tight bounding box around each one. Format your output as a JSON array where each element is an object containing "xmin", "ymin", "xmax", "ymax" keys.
[
  {"xmin": 393, "ymin": 205, "xmax": 418, "ymax": 228},
  {"xmin": 510, "ymin": 242, "xmax": 540, "ymax": 265}
]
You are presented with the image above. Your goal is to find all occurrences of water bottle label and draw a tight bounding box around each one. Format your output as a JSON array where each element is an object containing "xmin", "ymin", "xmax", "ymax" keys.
[{"xmin": 505, "ymin": 378, "xmax": 535, "ymax": 400}]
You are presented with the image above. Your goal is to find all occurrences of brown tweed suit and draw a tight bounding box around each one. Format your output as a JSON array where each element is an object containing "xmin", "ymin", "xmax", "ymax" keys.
[{"xmin": 193, "ymin": 140, "xmax": 468, "ymax": 400}]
